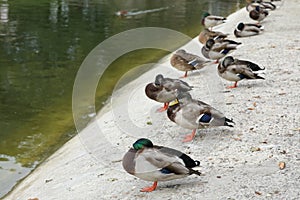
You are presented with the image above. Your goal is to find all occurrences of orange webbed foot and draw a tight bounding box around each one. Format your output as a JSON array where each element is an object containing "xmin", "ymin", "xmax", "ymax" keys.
[
  {"xmin": 183, "ymin": 135, "xmax": 194, "ymax": 142},
  {"xmin": 140, "ymin": 181, "xmax": 157, "ymax": 192},
  {"xmin": 226, "ymin": 85, "xmax": 237, "ymax": 89},
  {"xmin": 180, "ymin": 71, "xmax": 188, "ymax": 78},
  {"xmin": 182, "ymin": 129, "xmax": 196, "ymax": 142},
  {"xmin": 156, "ymin": 103, "xmax": 168, "ymax": 112},
  {"xmin": 226, "ymin": 82, "xmax": 238, "ymax": 89}
]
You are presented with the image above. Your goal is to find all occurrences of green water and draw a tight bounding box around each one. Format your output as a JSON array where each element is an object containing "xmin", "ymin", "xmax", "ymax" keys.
[{"xmin": 0, "ymin": 0, "xmax": 243, "ymax": 197}]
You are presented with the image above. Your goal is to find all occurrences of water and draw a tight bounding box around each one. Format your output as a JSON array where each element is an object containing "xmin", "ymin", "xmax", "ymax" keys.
[{"xmin": 0, "ymin": 0, "xmax": 243, "ymax": 197}]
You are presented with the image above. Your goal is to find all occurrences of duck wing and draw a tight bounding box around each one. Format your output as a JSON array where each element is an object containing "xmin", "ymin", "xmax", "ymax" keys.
[
  {"xmin": 163, "ymin": 78, "xmax": 193, "ymax": 91},
  {"xmin": 170, "ymin": 54, "xmax": 196, "ymax": 71},
  {"xmin": 211, "ymin": 43, "xmax": 236, "ymax": 53},
  {"xmin": 226, "ymin": 63, "xmax": 261, "ymax": 79},
  {"xmin": 156, "ymin": 146, "xmax": 200, "ymax": 168},
  {"xmin": 234, "ymin": 59, "xmax": 265, "ymax": 71},
  {"xmin": 136, "ymin": 148, "xmax": 192, "ymax": 175}
]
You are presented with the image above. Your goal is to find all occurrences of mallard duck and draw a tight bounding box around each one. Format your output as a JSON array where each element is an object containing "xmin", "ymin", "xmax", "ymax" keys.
[
  {"xmin": 218, "ymin": 56, "xmax": 265, "ymax": 88},
  {"xmin": 198, "ymin": 28, "xmax": 228, "ymax": 45},
  {"xmin": 145, "ymin": 74, "xmax": 193, "ymax": 112},
  {"xmin": 246, "ymin": 0, "xmax": 276, "ymax": 11},
  {"xmin": 122, "ymin": 138, "xmax": 201, "ymax": 192},
  {"xmin": 170, "ymin": 49, "xmax": 212, "ymax": 77},
  {"xmin": 201, "ymin": 39, "xmax": 238, "ymax": 62},
  {"xmin": 249, "ymin": 6, "xmax": 269, "ymax": 23},
  {"xmin": 234, "ymin": 22, "xmax": 264, "ymax": 37},
  {"xmin": 261, "ymin": 2, "xmax": 276, "ymax": 10},
  {"xmin": 201, "ymin": 12, "xmax": 226, "ymax": 30},
  {"xmin": 167, "ymin": 93, "xmax": 234, "ymax": 142}
]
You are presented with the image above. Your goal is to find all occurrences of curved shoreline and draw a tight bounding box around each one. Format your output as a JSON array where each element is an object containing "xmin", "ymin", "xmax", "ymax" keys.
[{"xmin": 5, "ymin": 1, "xmax": 300, "ymax": 199}]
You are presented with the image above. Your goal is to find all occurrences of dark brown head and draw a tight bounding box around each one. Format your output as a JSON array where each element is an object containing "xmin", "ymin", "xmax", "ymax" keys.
[{"xmin": 145, "ymin": 83, "xmax": 162, "ymax": 101}]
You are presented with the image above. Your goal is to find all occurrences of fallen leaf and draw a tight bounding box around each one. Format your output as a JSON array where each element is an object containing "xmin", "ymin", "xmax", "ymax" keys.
[
  {"xmin": 250, "ymin": 147, "xmax": 261, "ymax": 152},
  {"xmin": 255, "ymin": 191, "xmax": 262, "ymax": 195},
  {"xmin": 279, "ymin": 162, "xmax": 286, "ymax": 170}
]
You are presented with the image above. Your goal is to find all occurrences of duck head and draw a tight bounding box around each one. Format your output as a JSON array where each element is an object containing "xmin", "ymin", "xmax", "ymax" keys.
[
  {"xmin": 154, "ymin": 74, "xmax": 164, "ymax": 86},
  {"xmin": 236, "ymin": 22, "xmax": 245, "ymax": 31},
  {"xmin": 222, "ymin": 56, "xmax": 235, "ymax": 68},
  {"xmin": 133, "ymin": 138, "xmax": 154, "ymax": 150},
  {"xmin": 202, "ymin": 12, "xmax": 210, "ymax": 18}
]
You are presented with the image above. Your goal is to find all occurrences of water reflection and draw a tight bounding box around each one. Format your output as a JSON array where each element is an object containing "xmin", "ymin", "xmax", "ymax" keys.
[
  {"xmin": 0, "ymin": 0, "xmax": 244, "ymax": 197},
  {"xmin": 0, "ymin": 4, "xmax": 8, "ymax": 24},
  {"xmin": 49, "ymin": 1, "xmax": 58, "ymax": 24}
]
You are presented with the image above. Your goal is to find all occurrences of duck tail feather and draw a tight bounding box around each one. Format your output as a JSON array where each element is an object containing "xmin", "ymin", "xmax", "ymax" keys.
[{"xmin": 225, "ymin": 117, "xmax": 235, "ymax": 127}]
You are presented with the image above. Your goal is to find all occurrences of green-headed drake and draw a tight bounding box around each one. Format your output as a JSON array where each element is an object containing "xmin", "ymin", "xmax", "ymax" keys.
[
  {"xmin": 145, "ymin": 74, "xmax": 193, "ymax": 112},
  {"xmin": 218, "ymin": 56, "xmax": 265, "ymax": 88},
  {"xmin": 122, "ymin": 138, "xmax": 201, "ymax": 192},
  {"xmin": 198, "ymin": 28, "xmax": 228, "ymax": 45},
  {"xmin": 234, "ymin": 22, "xmax": 264, "ymax": 37},
  {"xmin": 201, "ymin": 12, "xmax": 226, "ymax": 30},
  {"xmin": 167, "ymin": 93, "xmax": 234, "ymax": 142},
  {"xmin": 170, "ymin": 49, "xmax": 212, "ymax": 78}
]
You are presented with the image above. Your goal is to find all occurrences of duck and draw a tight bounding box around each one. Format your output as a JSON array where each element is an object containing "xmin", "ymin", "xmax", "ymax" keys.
[
  {"xmin": 167, "ymin": 92, "xmax": 234, "ymax": 142},
  {"xmin": 249, "ymin": 6, "xmax": 269, "ymax": 23},
  {"xmin": 234, "ymin": 22, "xmax": 264, "ymax": 37},
  {"xmin": 170, "ymin": 49, "xmax": 212, "ymax": 78},
  {"xmin": 258, "ymin": 1, "xmax": 276, "ymax": 10},
  {"xmin": 198, "ymin": 28, "xmax": 228, "ymax": 45},
  {"xmin": 246, "ymin": 0, "xmax": 276, "ymax": 11},
  {"xmin": 145, "ymin": 74, "xmax": 193, "ymax": 112},
  {"xmin": 201, "ymin": 39, "xmax": 238, "ymax": 62},
  {"xmin": 201, "ymin": 12, "xmax": 226, "ymax": 30},
  {"xmin": 122, "ymin": 138, "xmax": 201, "ymax": 192},
  {"xmin": 217, "ymin": 56, "xmax": 265, "ymax": 88}
]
